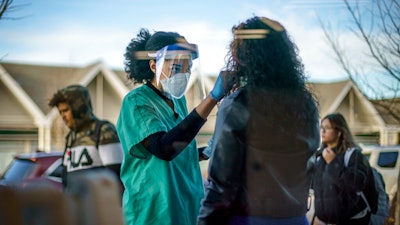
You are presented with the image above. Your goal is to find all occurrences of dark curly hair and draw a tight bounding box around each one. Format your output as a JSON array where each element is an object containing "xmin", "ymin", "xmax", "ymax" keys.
[
  {"xmin": 124, "ymin": 28, "xmax": 186, "ymax": 84},
  {"xmin": 225, "ymin": 16, "xmax": 308, "ymax": 92},
  {"xmin": 225, "ymin": 16, "xmax": 319, "ymax": 129}
]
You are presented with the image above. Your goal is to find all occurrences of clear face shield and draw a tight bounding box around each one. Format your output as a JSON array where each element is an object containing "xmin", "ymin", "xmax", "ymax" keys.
[{"xmin": 148, "ymin": 43, "xmax": 201, "ymax": 99}]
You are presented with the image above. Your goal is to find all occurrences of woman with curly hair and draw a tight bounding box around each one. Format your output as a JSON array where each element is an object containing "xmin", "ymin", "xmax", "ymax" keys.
[
  {"xmin": 313, "ymin": 113, "xmax": 372, "ymax": 224},
  {"xmin": 116, "ymin": 28, "xmax": 231, "ymax": 225},
  {"xmin": 197, "ymin": 16, "xmax": 320, "ymax": 225}
]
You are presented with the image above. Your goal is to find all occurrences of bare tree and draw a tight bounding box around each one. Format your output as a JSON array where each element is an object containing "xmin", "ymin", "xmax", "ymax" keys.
[
  {"xmin": 1, "ymin": 0, "xmax": 14, "ymax": 19},
  {"xmin": 0, "ymin": 0, "xmax": 29, "ymax": 20},
  {"xmin": 1, "ymin": 0, "xmax": 30, "ymax": 60},
  {"xmin": 319, "ymin": 0, "xmax": 400, "ymax": 122},
  {"xmin": 320, "ymin": 1, "xmax": 400, "ymax": 220}
]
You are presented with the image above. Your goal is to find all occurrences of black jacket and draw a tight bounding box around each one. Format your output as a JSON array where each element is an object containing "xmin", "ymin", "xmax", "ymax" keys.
[
  {"xmin": 198, "ymin": 88, "xmax": 320, "ymax": 224},
  {"xmin": 313, "ymin": 147, "xmax": 370, "ymax": 223}
]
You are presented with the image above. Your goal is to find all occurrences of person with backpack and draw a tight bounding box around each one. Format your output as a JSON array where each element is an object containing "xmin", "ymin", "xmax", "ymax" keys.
[
  {"xmin": 48, "ymin": 84, "xmax": 124, "ymax": 195},
  {"xmin": 313, "ymin": 113, "xmax": 372, "ymax": 225}
]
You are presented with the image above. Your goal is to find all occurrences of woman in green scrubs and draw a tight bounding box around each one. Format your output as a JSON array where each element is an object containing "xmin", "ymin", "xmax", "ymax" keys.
[{"xmin": 116, "ymin": 28, "xmax": 229, "ymax": 225}]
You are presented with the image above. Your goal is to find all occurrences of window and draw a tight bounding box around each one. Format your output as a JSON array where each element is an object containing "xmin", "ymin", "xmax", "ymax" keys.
[
  {"xmin": 377, "ymin": 152, "xmax": 398, "ymax": 168},
  {"xmin": 1, "ymin": 159, "xmax": 36, "ymax": 182},
  {"xmin": 48, "ymin": 164, "xmax": 63, "ymax": 178}
]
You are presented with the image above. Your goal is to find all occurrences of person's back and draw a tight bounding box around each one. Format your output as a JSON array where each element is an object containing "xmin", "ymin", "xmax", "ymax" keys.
[
  {"xmin": 207, "ymin": 87, "xmax": 319, "ymax": 214},
  {"xmin": 198, "ymin": 16, "xmax": 320, "ymax": 225},
  {"xmin": 245, "ymin": 88, "xmax": 319, "ymax": 216}
]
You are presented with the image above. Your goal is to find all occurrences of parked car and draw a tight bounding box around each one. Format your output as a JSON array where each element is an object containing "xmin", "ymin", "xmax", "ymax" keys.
[
  {"xmin": 0, "ymin": 151, "xmax": 63, "ymax": 191},
  {"xmin": 361, "ymin": 144, "xmax": 400, "ymax": 201}
]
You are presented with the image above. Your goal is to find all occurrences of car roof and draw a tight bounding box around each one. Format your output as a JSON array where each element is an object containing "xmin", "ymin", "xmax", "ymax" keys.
[
  {"xmin": 12, "ymin": 151, "xmax": 63, "ymax": 179},
  {"xmin": 15, "ymin": 151, "xmax": 63, "ymax": 159},
  {"xmin": 361, "ymin": 145, "xmax": 400, "ymax": 153}
]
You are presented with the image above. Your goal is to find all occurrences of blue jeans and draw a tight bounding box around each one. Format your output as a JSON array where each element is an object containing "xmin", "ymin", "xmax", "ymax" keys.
[{"xmin": 229, "ymin": 214, "xmax": 309, "ymax": 225}]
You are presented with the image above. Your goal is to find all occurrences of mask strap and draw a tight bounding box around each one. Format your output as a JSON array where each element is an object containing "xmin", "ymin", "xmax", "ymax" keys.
[
  {"xmin": 160, "ymin": 71, "xmax": 169, "ymax": 79},
  {"xmin": 155, "ymin": 47, "xmax": 168, "ymax": 85}
]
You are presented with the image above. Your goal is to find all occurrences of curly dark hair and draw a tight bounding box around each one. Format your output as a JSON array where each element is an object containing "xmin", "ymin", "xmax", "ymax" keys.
[
  {"xmin": 124, "ymin": 28, "xmax": 186, "ymax": 84},
  {"xmin": 224, "ymin": 16, "xmax": 319, "ymax": 130},
  {"xmin": 225, "ymin": 16, "xmax": 308, "ymax": 92}
]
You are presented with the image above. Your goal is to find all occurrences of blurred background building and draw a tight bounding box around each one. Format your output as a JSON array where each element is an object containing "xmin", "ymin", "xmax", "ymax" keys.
[{"xmin": 1, "ymin": 60, "xmax": 399, "ymax": 172}]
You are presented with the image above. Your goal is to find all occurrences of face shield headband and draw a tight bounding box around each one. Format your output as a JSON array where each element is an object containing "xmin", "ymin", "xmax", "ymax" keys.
[{"xmin": 148, "ymin": 43, "xmax": 199, "ymax": 85}]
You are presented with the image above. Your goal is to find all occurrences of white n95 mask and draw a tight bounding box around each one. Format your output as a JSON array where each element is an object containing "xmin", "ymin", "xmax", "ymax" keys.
[{"xmin": 160, "ymin": 72, "xmax": 190, "ymax": 99}]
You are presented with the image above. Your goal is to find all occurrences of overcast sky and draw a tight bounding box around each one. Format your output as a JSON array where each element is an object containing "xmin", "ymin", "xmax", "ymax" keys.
[{"xmin": 0, "ymin": 0, "xmax": 372, "ymax": 82}]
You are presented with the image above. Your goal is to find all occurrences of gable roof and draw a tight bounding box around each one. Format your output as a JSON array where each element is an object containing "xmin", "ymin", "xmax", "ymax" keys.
[
  {"xmin": 1, "ymin": 61, "xmax": 130, "ymax": 114},
  {"xmin": 307, "ymin": 80, "xmax": 350, "ymax": 115},
  {"xmin": 1, "ymin": 60, "xmax": 399, "ymax": 129},
  {"xmin": 370, "ymin": 98, "xmax": 400, "ymax": 126},
  {"xmin": 1, "ymin": 61, "xmax": 97, "ymax": 115},
  {"xmin": 0, "ymin": 63, "xmax": 47, "ymax": 126},
  {"xmin": 307, "ymin": 79, "xmax": 400, "ymax": 127}
]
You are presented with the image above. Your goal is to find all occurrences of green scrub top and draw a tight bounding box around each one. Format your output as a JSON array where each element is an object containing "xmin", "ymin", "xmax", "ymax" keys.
[{"xmin": 116, "ymin": 85, "xmax": 204, "ymax": 225}]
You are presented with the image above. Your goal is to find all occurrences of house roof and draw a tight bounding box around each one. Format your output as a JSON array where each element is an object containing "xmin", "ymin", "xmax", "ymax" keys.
[
  {"xmin": 308, "ymin": 79, "xmax": 400, "ymax": 126},
  {"xmin": 1, "ymin": 61, "xmax": 97, "ymax": 114},
  {"xmin": 1, "ymin": 61, "xmax": 134, "ymax": 115},
  {"xmin": 307, "ymin": 80, "xmax": 350, "ymax": 115},
  {"xmin": 1, "ymin": 60, "xmax": 399, "ymax": 128},
  {"xmin": 371, "ymin": 98, "xmax": 400, "ymax": 126},
  {"xmin": 109, "ymin": 66, "xmax": 137, "ymax": 90}
]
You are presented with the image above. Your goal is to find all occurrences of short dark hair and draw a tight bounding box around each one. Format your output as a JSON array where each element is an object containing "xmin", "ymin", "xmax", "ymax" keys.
[{"xmin": 48, "ymin": 84, "xmax": 93, "ymax": 119}]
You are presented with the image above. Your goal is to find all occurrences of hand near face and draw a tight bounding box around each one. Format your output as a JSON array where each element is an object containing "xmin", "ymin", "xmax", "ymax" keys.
[{"xmin": 322, "ymin": 147, "xmax": 336, "ymax": 164}]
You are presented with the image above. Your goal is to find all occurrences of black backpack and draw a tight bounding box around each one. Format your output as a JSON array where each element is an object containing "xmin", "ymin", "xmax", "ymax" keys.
[
  {"xmin": 368, "ymin": 168, "xmax": 390, "ymax": 225},
  {"xmin": 344, "ymin": 148, "xmax": 389, "ymax": 221},
  {"xmin": 363, "ymin": 167, "xmax": 379, "ymax": 214}
]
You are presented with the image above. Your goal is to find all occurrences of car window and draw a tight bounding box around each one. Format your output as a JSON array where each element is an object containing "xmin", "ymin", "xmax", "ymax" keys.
[
  {"xmin": 48, "ymin": 164, "xmax": 63, "ymax": 178},
  {"xmin": 2, "ymin": 159, "xmax": 36, "ymax": 182},
  {"xmin": 377, "ymin": 151, "xmax": 399, "ymax": 168}
]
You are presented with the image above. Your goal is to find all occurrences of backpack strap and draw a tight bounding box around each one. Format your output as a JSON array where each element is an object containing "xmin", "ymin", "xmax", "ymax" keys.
[
  {"xmin": 344, "ymin": 147, "xmax": 372, "ymax": 213},
  {"xmin": 344, "ymin": 147, "xmax": 357, "ymax": 167},
  {"xmin": 61, "ymin": 131, "xmax": 75, "ymax": 187},
  {"xmin": 93, "ymin": 120, "xmax": 109, "ymax": 149}
]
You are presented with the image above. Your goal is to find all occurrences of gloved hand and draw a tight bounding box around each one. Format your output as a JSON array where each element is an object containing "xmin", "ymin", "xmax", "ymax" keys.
[{"xmin": 210, "ymin": 71, "xmax": 231, "ymax": 101}]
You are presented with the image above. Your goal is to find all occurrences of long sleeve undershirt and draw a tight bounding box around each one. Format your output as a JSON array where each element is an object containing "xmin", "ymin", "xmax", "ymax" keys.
[{"xmin": 144, "ymin": 82, "xmax": 206, "ymax": 161}]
